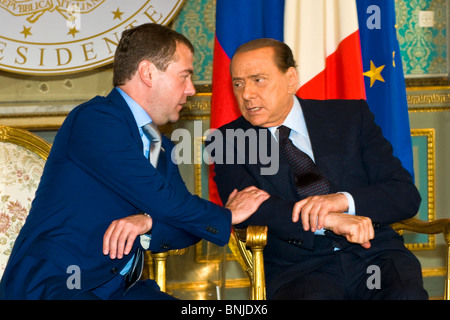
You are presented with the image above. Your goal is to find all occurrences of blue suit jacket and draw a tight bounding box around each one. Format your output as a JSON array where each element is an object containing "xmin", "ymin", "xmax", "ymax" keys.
[
  {"xmin": 209, "ymin": 98, "xmax": 421, "ymax": 298},
  {"xmin": 0, "ymin": 88, "xmax": 231, "ymax": 299}
]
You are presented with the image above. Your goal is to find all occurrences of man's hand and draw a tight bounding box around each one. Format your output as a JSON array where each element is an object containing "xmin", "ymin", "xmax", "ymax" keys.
[
  {"xmin": 292, "ymin": 193, "xmax": 349, "ymax": 232},
  {"xmin": 292, "ymin": 194, "xmax": 374, "ymax": 249},
  {"xmin": 322, "ymin": 212, "xmax": 374, "ymax": 249},
  {"xmin": 225, "ymin": 186, "xmax": 270, "ymax": 225},
  {"xmin": 103, "ymin": 213, "xmax": 153, "ymax": 259}
]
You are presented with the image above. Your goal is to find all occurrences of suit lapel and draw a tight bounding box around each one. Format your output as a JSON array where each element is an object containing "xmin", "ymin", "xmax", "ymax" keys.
[
  {"xmin": 237, "ymin": 118, "xmax": 298, "ymax": 202},
  {"xmin": 157, "ymin": 138, "xmax": 169, "ymax": 176},
  {"xmin": 299, "ymin": 98, "xmax": 342, "ymax": 190},
  {"xmin": 298, "ymin": 98, "xmax": 334, "ymax": 161}
]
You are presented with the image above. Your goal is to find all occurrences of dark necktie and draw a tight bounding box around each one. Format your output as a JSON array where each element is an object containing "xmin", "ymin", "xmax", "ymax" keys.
[{"xmin": 277, "ymin": 125, "xmax": 330, "ymax": 199}]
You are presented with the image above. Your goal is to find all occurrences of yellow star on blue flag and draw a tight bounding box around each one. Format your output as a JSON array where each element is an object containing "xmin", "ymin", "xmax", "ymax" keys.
[
  {"xmin": 357, "ymin": 0, "xmax": 414, "ymax": 179},
  {"xmin": 363, "ymin": 60, "xmax": 385, "ymax": 87}
]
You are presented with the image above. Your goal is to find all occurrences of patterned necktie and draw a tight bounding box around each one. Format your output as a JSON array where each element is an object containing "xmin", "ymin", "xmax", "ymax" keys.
[
  {"xmin": 142, "ymin": 122, "xmax": 161, "ymax": 168},
  {"xmin": 277, "ymin": 125, "xmax": 330, "ymax": 199}
]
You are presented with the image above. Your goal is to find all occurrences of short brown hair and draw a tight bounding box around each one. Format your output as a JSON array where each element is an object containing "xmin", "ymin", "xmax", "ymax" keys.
[
  {"xmin": 113, "ymin": 23, "xmax": 194, "ymax": 86},
  {"xmin": 232, "ymin": 38, "xmax": 297, "ymax": 73}
]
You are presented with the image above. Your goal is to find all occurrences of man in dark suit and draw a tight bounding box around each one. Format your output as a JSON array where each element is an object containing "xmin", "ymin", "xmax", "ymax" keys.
[
  {"xmin": 209, "ymin": 38, "xmax": 428, "ymax": 299},
  {"xmin": 0, "ymin": 23, "xmax": 269, "ymax": 300}
]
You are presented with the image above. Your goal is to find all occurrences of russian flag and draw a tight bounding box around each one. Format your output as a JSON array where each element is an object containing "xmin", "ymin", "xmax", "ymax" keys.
[
  {"xmin": 210, "ymin": 0, "xmax": 414, "ymax": 204},
  {"xmin": 209, "ymin": 0, "xmax": 285, "ymax": 204},
  {"xmin": 210, "ymin": 0, "xmax": 285, "ymax": 132}
]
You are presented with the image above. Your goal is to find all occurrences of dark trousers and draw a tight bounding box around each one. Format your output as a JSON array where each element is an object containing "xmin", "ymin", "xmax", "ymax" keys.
[
  {"xmin": 271, "ymin": 239, "xmax": 428, "ymax": 300},
  {"xmin": 1, "ymin": 254, "xmax": 176, "ymax": 300},
  {"xmin": 91, "ymin": 274, "xmax": 176, "ymax": 300}
]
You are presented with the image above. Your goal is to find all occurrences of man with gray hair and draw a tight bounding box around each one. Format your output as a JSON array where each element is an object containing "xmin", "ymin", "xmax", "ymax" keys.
[{"xmin": 210, "ymin": 38, "xmax": 427, "ymax": 300}]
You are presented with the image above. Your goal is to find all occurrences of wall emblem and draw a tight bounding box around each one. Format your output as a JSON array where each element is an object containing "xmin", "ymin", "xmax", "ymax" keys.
[{"xmin": 0, "ymin": 0, "xmax": 185, "ymax": 75}]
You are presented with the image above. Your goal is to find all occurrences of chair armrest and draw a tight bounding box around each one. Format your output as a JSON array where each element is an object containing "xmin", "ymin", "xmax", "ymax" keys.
[
  {"xmin": 392, "ymin": 217, "xmax": 450, "ymax": 300},
  {"xmin": 392, "ymin": 218, "xmax": 450, "ymax": 239},
  {"xmin": 234, "ymin": 226, "xmax": 268, "ymax": 300},
  {"xmin": 235, "ymin": 225, "xmax": 268, "ymax": 246}
]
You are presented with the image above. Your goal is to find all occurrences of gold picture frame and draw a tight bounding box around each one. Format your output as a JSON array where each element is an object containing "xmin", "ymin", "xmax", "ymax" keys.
[{"xmin": 404, "ymin": 128, "xmax": 436, "ymax": 250}]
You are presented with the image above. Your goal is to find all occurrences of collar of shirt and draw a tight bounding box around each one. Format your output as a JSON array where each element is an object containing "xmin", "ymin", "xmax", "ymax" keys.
[
  {"xmin": 268, "ymin": 97, "xmax": 315, "ymax": 161},
  {"xmin": 269, "ymin": 98, "xmax": 355, "ymax": 216},
  {"xmin": 116, "ymin": 87, "xmax": 152, "ymax": 157}
]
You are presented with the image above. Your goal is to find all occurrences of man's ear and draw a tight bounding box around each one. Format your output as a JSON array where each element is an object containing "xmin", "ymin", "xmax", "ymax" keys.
[
  {"xmin": 137, "ymin": 60, "xmax": 154, "ymax": 87},
  {"xmin": 286, "ymin": 67, "xmax": 299, "ymax": 94}
]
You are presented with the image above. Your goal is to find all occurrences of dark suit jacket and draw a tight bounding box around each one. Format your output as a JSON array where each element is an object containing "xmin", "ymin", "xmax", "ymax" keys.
[
  {"xmin": 0, "ymin": 88, "xmax": 231, "ymax": 299},
  {"xmin": 209, "ymin": 98, "xmax": 421, "ymax": 298}
]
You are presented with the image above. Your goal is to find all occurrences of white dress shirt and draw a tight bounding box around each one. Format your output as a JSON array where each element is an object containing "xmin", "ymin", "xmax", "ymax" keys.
[{"xmin": 268, "ymin": 97, "xmax": 356, "ymax": 234}]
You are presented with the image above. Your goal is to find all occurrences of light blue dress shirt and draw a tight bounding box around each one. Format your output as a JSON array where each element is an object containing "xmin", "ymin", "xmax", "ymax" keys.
[
  {"xmin": 117, "ymin": 88, "xmax": 152, "ymax": 158},
  {"xmin": 268, "ymin": 97, "xmax": 356, "ymax": 235},
  {"xmin": 116, "ymin": 88, "xmax": 152, "ymax": 274}
]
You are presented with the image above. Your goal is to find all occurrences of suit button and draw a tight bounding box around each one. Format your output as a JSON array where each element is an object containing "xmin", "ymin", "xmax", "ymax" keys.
[
  {"xmin": 110, "ymin": 267, "xmax": 118, "ymax": 274},
  {"xmin": 161, "ymin": 244, "xmax": 170, "ymax": 250},
  {"xmin": 206, "ymin": 226, "xmax": 218, "ymax": 234}
]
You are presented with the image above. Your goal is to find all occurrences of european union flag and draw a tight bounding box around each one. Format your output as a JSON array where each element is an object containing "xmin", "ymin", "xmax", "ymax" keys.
[{"xmin": 356, "ymin": 0, "xmax": 414, "ymax": 179}]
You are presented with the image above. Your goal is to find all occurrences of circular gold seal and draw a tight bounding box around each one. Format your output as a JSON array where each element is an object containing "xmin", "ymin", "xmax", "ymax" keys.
[{"xmin": 0, "ymin": 0, "xmax": 185, "ymax": 75}]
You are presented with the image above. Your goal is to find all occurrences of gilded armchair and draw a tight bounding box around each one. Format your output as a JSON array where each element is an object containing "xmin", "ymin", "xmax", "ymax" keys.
[
  {"xmin": 143, "ymin": 248, "xmax": 189, "ymax": 292},
  {"xmin": 391, "ymin": 218, "xmax": 450, "ymax": 300},
  {"xmin": 0, "ymin": 125, "xmax": 51, "ymax": 279},
  {"xmin": 230, "ymin": 218, "xmax": 450, "ymax": 300},
  {"xmin": 144, "ymin": 228, "xmax": 268, "ymax": 299},
  {"xmin": 231, "ymin": 226, "xmax": 268, "ymax": 300}
]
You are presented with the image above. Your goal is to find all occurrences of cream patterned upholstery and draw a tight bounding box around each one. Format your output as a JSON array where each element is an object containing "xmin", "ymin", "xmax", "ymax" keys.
[{"xmin": 0, "ymin": 126, "xmax": 51, "ymax": 279}]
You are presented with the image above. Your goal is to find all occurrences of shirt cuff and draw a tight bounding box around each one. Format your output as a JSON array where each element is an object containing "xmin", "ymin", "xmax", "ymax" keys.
[
  {"xmin": 314, "ymin": 192, "xmax": 355, "ymax": 235},
  {"xmin": 140, "ymin": 234, "xmax": 151, "ymax": 250},
  {"xmin": 338, "ymin": 191, "xmax": 355, "ymax": 215}
]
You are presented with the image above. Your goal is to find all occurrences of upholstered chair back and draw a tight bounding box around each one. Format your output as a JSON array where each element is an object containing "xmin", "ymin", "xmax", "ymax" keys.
[{"xmin": 0, "ymin": 126, "xmax": 51, "ymax": 279}]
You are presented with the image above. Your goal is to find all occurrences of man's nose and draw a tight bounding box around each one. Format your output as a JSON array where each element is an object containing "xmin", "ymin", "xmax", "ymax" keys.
[
  {"xmin": 242, "ymin": 83, "xmax": 256, "ymax": 100},
  {"xmin": 185, "ymin": 79, "xmax": 196, "ymax": 96}
]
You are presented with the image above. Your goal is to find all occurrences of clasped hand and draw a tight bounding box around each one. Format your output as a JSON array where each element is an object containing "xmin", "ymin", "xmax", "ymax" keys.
[
  {"xmin": 292, "ymin": 194, "xmax": 374, "ymax": 249},
  {"xmin": 103, "ymin": 213, "xmax": 153, "ymax": 259}
]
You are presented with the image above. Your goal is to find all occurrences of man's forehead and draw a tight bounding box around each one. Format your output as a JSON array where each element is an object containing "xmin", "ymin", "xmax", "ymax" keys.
[
  {"xmin": 232, "ymin": 47, "xmax": 275, "ymax": 65},
  {"xmin": 231, "ymin": 57, "xmax": 276, "ymax": 78},
  {"xmin": 170, "ymin": 44, "xmax": 194, "ymax": 69}
]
